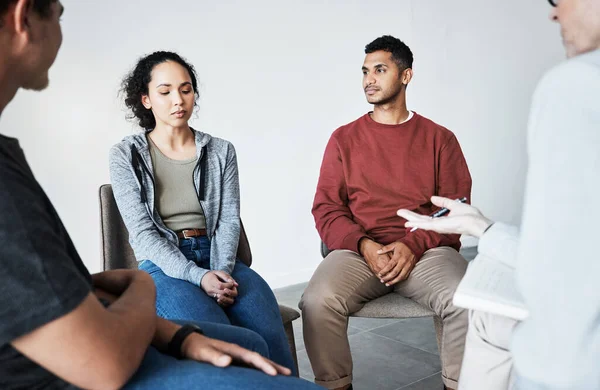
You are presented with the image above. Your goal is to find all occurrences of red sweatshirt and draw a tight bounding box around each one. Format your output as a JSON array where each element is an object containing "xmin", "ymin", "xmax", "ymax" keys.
[{"xmin": 312, "ymin": 112, "xmax": 472, "ymax": 259}]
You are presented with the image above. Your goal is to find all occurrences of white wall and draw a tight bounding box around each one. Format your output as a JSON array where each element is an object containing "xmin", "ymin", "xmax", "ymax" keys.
[{"xmin": 1, "ymin": 0, "xmax": 564, "ymax": 288}]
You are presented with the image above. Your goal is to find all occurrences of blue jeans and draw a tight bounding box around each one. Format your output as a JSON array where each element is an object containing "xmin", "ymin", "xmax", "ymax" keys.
[
  {"xmin": 139, "ymin": 236, "xmax": 295, "ymax": 374},
  {"xmin": 124, "ymin": 320, "xmax": 320, "ymax": 389}
]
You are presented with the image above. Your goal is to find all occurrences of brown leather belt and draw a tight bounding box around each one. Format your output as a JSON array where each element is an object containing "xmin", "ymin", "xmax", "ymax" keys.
[{"xmin": 177, "ymin": 228, "xmax": 207, "ymax": 239}]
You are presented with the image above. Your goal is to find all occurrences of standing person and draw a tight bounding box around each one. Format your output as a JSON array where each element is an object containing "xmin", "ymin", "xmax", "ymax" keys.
[{"xmin": 398, "ymin": 1, "xmax": 600, "ymax": 388}]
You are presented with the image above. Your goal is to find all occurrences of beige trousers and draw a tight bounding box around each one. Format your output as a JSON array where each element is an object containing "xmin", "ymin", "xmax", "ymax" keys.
[
  {"xmin": 299, "ymin": 247, "xmax": 468, "ymax": 389},
  {"xmin": 458, "ymin": 310, "xmax": 519, "ymax": 390}
]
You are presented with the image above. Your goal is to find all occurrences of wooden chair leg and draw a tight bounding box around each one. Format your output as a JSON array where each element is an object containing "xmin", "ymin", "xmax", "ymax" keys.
[
  {"xmin": 433, "ymin": 315, "xmax": 443, "ymax": 354},
  {"xmin": 279, "ymin": 304, "xmax": 301, "ymax": 376},
  {"xmin": 284, "ymin": 321, "xmax": 300, "ymax": 376}
]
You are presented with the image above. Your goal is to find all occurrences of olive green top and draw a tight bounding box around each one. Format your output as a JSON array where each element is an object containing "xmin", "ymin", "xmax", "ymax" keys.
[{"xmin": 147, "ymin": 136, "xmax": 206, "ymax": 231}]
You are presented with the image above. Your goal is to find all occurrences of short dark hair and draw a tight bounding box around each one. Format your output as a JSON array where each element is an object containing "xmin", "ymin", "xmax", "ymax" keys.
[
  {"xmin": 0, "ymin": 0, "xmax": 57, "ymax": 25},
  {"xmin": 121, "ymin": 51, "xmax": 200, "ymax": 131},
  {"xmin": 365, "ymin": 35, "xmax": 414, "ymax": 70}
]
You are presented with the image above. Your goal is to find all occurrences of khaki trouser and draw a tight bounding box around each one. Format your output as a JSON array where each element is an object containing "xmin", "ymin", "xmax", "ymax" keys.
[
  {"xmin": 458, "ymin": 310, "xmax": 519, "ymax": 390},
  {"xmin": 299, "ymin": 247, "xmax": 468, "ymax": 389}
]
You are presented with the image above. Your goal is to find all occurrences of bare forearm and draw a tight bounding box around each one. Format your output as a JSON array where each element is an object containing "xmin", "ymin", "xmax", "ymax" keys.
[
  {"xmin": 92, "ymin": 270, "xmax": 156, "ymax": 320},
  {"xmin": 94, "ymin": 286, "xmax": 181, "ymax": 353},
  {"xmin": 92, "ymin": 269, "xmax": 148, "ymax": 295},
  {"xmin": 91, "ymin": 271, "xmax": 157, "ymax": 368}
]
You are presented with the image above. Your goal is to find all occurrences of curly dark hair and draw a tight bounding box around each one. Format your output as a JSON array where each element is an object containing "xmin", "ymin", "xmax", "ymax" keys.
[
  {"xmin": 121, "ymin": 51, "xmax": 200, "ymax": 131},
  {"xmin": 0, "ymin": 0, "xmax": 56, "ymax": 27},
  {"xmin": 365, "ymin": 35, "xmax": 414, "ymax": 71}
]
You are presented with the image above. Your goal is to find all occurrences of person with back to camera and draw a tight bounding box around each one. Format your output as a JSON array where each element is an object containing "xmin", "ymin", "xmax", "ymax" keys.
[{"xmin": 398, "ymin": 1, "xmax": 600, "ymax": 388}]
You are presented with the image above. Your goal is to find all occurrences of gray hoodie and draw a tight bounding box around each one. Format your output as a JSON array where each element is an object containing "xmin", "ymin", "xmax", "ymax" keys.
[{"xmin": 108, "ymin": 129, "xmax": 240, "ymax": 286}]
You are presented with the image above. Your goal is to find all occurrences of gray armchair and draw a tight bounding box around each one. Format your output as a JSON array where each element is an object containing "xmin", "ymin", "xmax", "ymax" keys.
[
  {"xmin": 99, "ymin": 184, "xmax": 301, "ymax": 375},
  {"xmin": 320, "ymin": 242, "xmax": 443, "ymax": 351}
]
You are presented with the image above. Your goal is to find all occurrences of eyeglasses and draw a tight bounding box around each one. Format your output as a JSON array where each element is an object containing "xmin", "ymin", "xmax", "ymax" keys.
[{"xmin": 548, "ymin": 0, "xmax": 558, "ymax": 6}]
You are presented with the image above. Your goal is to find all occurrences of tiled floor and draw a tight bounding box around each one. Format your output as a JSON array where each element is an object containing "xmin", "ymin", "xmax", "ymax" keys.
[{"xmin": 273, "ymin": 246, "xmax": 478, "ymax": 390}]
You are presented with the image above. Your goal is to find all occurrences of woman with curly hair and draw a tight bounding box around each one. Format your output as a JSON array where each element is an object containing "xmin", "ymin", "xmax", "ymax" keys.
[{"xmin": 109, "ymin": 51, "xmax": 296, "ymax": 373}]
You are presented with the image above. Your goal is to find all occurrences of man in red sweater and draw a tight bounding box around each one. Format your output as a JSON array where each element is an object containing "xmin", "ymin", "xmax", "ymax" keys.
[{"xmin": 299, "ymin": 35, "xmax": 472, "ymax": 390}]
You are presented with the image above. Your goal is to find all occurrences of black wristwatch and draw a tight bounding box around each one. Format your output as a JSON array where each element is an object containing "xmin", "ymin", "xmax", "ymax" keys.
[{"xmin": 167, "ymin": 324, "xmax": 204, "ymax": 359}]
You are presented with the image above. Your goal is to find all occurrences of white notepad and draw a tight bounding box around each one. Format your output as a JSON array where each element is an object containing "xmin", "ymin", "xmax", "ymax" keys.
[{"xmin": 453, "ymin": 254, "xmax": 529, "ymax": 321}]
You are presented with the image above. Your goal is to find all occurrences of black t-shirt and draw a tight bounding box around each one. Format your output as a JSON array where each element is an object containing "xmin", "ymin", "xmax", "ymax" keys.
[{"xmin": 0, "ymin": 134, "xmax": 92, "ymax": 390}]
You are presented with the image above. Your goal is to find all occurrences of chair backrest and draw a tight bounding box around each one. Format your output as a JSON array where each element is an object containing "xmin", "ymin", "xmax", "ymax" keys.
[
  {"xmin": 320, "ymin": 241, "xmax": 332, "ymax": 259},
  {"xmin": 99, "ymin": 184, "xmax": 252, "ymax": 271}
]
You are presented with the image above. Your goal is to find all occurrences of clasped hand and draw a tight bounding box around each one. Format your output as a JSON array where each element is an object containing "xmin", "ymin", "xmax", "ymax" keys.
[
  {"xmin": 200, "ymin": 271, "xmax": 239, "ymax": 307},
  {"xmin": 361, "ymin": 239, "xmax": 416, "ymax": 286}
]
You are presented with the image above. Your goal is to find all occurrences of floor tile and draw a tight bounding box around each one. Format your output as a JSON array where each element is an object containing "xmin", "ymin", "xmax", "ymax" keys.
[
  {"xmin": 370, "ymin": 317, "xmax": 440, "ymax": 355},
  {"xmin": 297, "ymin": 332, "xmax": 442, "ymax": 389},
  {"xmin": 348, "ymin": 316, "xmax": 402, "ymax": 331},
  {"xmin": 297, "ymin": 349, "xmax": 315, "ymax": 381},
  {"xmin": 274, "ymin": 282, "xmax": 306, "ymax": 309},
  {"xmin": 350, "ymin": 332, "xmax": 441, "ymax": 389},
  {"xmin": 460, "ymin": 246, "xmax": 478, "ymax": 262},
  {"xmin": 397, "ymin": 372, "xmax": 444, "ymax": 390}
]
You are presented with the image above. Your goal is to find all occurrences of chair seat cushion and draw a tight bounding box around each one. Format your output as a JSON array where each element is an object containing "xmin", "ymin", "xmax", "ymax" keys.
[{"xmin": 352, "ymin": 293, "xmax": 435, "ymax": 318}]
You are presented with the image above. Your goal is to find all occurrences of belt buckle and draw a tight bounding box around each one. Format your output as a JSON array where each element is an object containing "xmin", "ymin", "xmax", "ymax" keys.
[{"xmin": 182, "ymin": 230, "xmax": 192, "ymax": 239}]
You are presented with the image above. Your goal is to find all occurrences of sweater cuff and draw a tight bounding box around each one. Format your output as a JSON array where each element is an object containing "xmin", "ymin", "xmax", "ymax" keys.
[
  {"xmin": 216, "ymin": 260, "xmax": 235, "ymax": 276},
  {"xmin": 399, "ymin": 235, "xmax": 426, "ymax": 260},
  {"xmin": 188, "ymin": 267, "xmax": 210, "ymax": 287},
  {"xmin": 341, "ymin": 231, "xmax": 371, "ymax": 254}
]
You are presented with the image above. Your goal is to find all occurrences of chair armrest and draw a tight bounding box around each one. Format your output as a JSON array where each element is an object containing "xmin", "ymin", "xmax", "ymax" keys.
[{"xmin": 278, "ymin": 304, "xmax": 300, "ymax": 325}]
